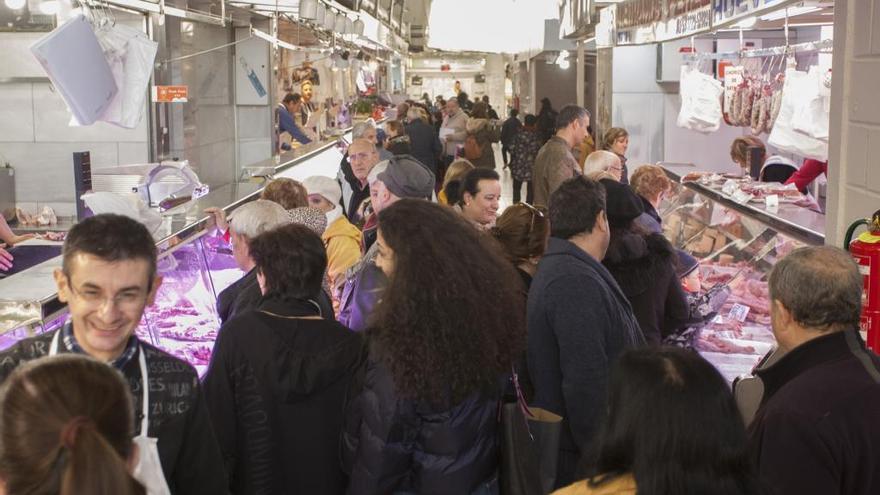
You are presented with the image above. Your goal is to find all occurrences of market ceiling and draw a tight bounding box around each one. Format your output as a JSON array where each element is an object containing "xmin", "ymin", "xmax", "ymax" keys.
[{"xmin": 427, "ymin": 0, "xmax": 558, "ymax": 53}]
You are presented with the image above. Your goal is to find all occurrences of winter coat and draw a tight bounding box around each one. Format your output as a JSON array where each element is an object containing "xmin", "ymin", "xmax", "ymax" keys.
[
  {"xmin": 528, "ymin": 237, "xmax": 645, "ymax": 483},
  {"xmin": 337, "ymin": 243, "xmax": 387, "ymax": 333},
  {"xmin": 441, "ymin": 110, "xmax": 469, "ymax": 157},
  {"xmin": 405, "ymin": 118, "xmax": 443, "ymax": 173},
  {"xmin": 0, "ymin": 330, "xmax": 229, "ymax": 495},
  {"xmin": 341, "ymin": 345, "xmax": 499, "ymax": 495},
  {"xmin": 323, "ymin": 214, "xmax": 363, "ymax": 290},
  {"xmin": 465, "ymin": 118, "xmax": 500, "ymax": 169},
  {"xmin": 509, "ymin": 126, "xmax": 542, "ymax": 182},
  {"xmin": 500, "ymin": 116, "xmax": 522, "ymax": 147},
  {"xmin": 532, "ymin": 136, "xmax": 580, "ymax": 207},
  {"xmin": 634, "ymin": 195, "xmax": 662, "ymax": 234},
  {"xmin": 749, "ymin": 328, "xmax": 880, "ymax": 495},
  {"xmin": 602, "ymin": 230, "xmax": 690, "ymax": 345},
  {"xmin": 217, "ymin": 268, "xmax": 334, "ymax": 323},
  {"xmin": 553, "ymin": 474, "xmax": 638, "ymax": 495},
  {"xmin": 203, "ymin": 296, "xmax": 364, "ymax": 495},
  {"xmin": 536, "ymin": 108, "xmax": 558, "ymax": 143},
  {"xmin": 217, "ymin": 268, "xmax": 261, "ymax": 324}
]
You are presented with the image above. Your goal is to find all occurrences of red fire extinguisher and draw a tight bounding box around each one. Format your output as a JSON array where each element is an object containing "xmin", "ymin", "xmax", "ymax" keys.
[{"xmin": 844, "ymin": 209, "xmax": 880, "ymax": 353}]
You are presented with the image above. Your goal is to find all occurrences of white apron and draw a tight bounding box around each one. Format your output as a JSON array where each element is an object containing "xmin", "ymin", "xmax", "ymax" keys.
[{"xmin": 50, "ymin": 332, "xmax": 172, "ymax": 495}]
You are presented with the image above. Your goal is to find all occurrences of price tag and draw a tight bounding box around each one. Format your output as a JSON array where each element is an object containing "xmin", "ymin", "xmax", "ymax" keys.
[
  {"xmin": 765, "ymin": 194, "xmax": 779, "ymax": 209},
  {"xmin": 732, "ymin": 190, "xmax": 753, "ymax": 204},
  {"xmin": 727, "ymin": 303, "xmax": 751, "ymax": 323}
]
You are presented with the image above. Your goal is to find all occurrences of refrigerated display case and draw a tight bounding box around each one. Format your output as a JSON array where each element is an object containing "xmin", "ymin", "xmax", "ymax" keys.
[{"xmin": 659, "ymin": 164, "xmax": 825, "ymax": 383}]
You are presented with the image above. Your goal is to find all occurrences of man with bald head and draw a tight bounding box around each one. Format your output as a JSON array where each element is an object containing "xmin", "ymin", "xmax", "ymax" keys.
[
  {"xmin": 338, "ymin": 138, "xmax": 381, "ymax": 224},
  {"xmin": 748, "ymin": 246, "xmax": 880, "ymax": 495},
  {"xmin": 583, "ymin": 150, "xmax": 624, "ymax": 181}
]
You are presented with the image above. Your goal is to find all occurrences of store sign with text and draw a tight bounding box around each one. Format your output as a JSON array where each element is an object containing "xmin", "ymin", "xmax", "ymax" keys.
[
  {"xmin": 152, "ymin": 85, "xmax": 188, "ymax": 103},
  {"xmin": 712, "ymin": 0, "xmax": 800, "ymax": 27},
  {"xmin": 615, "ymin": 0, "xmax": 713, "ymax": 45}
]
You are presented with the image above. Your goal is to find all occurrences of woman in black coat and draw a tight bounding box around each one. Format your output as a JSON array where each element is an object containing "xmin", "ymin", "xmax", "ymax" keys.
[
  {"xmin": 341, "ymin": 200, "xmax": 526, "ymax": 495},
  {"xmin": 600, "ymin": 179, "xmax": 690, "ymax": 345},
  {"xmin": 202, "ymin": 224, "xmax": 363, "ymax": 495}
]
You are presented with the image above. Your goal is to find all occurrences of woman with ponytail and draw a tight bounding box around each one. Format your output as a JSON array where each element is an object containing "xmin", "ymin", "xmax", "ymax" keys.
[{"xmin": 0, "ymin": 354, "xmax": 144, "ymax": 495}]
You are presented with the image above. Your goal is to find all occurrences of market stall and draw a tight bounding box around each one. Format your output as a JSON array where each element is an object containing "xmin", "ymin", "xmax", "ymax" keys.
[
  {"xmin": 658, "ymin": 163, "xmax": 825, "ymax": 382},
  {"xmin": 0, "ymin": 124, "xmax": 367, "ymax": 375}
]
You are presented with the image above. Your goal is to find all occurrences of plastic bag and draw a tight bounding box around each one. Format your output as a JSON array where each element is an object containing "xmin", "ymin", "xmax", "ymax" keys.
[
  {"xmin": 81, "ymin": 191, "xmax": 163, "ymax": 235},
  {"xmin": 768, "ymin": 69, "xmax": 828, "ymax": 161},
  {"xmin": 677, "ymin": 65, "xmax": 724, "ymax": 133},
  {"xmin": 69, "ymin": 23, "xmax": 157, "ymax": 129},
  {"xmin": 791, "ymin": 66, "xmax": 830, "ymax": 140}
]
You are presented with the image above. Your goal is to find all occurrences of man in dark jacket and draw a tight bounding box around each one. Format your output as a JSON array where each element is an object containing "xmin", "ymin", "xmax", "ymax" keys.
[
  {"xmin": 500, "ymin": 108, "xmax": 521, "ymax": 167},
  {"xmin": 404, "ymin": 109, "xmax": 443, "ymax": 174},
  {"xmin": 0, "ymin": 214, "xmax": 228, "ymax": 494},
  {"xmin": 747, "ymin": 246, "xmax": 880, "ymax": 495},
  {"xmin": 527, "ymin": 176, "xmax": 645, "ymax": 489},
  {"xmin": 203, "ymin": 224, "xmax": 363, "ymax": 495},
  {"xmin": 338, "ymin": 139, "xmax": 387, "ymax": 224}
]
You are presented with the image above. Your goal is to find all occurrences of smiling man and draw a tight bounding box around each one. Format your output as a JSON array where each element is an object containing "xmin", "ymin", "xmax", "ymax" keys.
[{"xmin": 0, "ymin": 214, "xmax": 228, "ymax": 494}]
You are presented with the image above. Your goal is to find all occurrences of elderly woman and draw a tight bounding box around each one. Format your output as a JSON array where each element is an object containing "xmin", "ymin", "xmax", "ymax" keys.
[
  {"xmin": 630, "ymin": 164, "xmax": 673, "ymax": 234},
  {"xmin": 455, "ymin": 168, "xmax": 501, "ymax": 230},
  {"xmin": 602, "ymin": 127, "xmax": 630, "ymax": 184},
  {"xmin": 584, "ymin": 150, "xmax": 623, "ymax": 182}
]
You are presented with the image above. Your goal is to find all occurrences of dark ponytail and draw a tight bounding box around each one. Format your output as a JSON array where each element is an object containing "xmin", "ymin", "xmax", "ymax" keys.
[{"xmin": 0, "ymin": 355, "xmax": 145, "ymax": 495}]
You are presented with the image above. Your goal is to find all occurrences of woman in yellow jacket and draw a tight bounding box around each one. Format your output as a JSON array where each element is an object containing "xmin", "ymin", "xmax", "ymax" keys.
[
  {"xmin": 303, "ymin": 176, "xmax": 362, "ymax": 296},
  {"xmin": 553, "ymin": 347, "xmax": 759, "ymax": 495}
]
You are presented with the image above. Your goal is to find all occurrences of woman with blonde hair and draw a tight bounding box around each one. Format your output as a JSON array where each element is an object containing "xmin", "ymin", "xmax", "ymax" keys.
[
  {"xmin": 602, "ymin": 127, "xmax": 630, "ymax": 184},
  {"xmin": 630, "ymin": 164, "xmax": 673, "ymax": 234},
  {"xmin": 260, "ymin": 178, "xmax": 309, "ymax": 210},
  {"xmin": 438, "ymin": 158, "xmax": 475, "ymax": 205}
]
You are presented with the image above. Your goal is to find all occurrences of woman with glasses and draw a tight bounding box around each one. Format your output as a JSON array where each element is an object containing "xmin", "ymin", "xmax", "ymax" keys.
[
  {"xmin": 455, "ymin": 168, "xmax": 501, "ymax": 230},
  {"xmin": 342, "ymin": 199, "xmax": 525, "ymax": 495},
  {"xmin": 491, "ymin": 203, "xmax": 550, "ymax": 291}
]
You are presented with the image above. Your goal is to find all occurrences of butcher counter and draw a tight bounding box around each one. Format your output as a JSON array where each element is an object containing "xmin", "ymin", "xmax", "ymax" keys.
[
  {"xmin": 0, "ymin": 123, "xmax": 365, "ymax": 373},
  {"xmin": 658, "ymin": 163, "xmax": 825, "ymax": 383}
]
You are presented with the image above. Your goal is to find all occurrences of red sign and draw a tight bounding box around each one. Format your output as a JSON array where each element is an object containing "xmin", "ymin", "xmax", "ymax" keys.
[{"xmin": 152, "ymin": 85, "xmax": 188, "ymax": 103}]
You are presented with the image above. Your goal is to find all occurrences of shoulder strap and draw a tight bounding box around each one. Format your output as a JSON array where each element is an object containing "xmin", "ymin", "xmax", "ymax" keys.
[{"xmin": 844, "ymin": 329, "xmax": 880, "ymax": 384}]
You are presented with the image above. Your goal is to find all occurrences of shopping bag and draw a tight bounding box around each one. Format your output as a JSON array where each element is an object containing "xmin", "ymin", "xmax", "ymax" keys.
[
  {"xmin": 677, "ymin": 65, "xmax": 723, "ymax": 134},
  {"xmin": 768, "ymin": 69, "xmax": 828, "ymax": 161},
  {"xmin": 499, "ymin": 372, "xmax": 563, "ymax": 495}
]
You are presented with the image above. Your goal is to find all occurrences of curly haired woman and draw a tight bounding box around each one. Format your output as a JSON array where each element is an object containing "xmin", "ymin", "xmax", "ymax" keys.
[{"xmin": 342, "ymin": 199, "xmax": 526, "ymax": 495}]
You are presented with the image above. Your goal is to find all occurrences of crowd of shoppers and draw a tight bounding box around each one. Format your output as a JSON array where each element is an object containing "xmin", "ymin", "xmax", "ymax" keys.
[{"xmin": 1, "ymin": 97, "xmax": 877, "ymax": 495}]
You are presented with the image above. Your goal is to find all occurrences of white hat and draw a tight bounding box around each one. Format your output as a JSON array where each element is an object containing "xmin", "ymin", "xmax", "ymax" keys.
[{"xmin": 303, "ymin": 176, "xmax": 342, "ymax": 209}]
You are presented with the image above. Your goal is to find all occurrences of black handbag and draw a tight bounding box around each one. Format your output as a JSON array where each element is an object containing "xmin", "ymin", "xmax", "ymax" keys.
[{"xmin": 499, "ymin": 370, "xmax": 563, "ymax": 495}]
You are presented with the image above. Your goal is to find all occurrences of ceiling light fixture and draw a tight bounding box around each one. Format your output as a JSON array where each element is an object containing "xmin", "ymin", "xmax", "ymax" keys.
[
  {"xmin": 316, "ymin": 2, "xmax": 325, "ymax": 24},
  {"xmin": 4, "ymin": 0, "xmax": 26, "ymax": 9},
  {"xmin": 299, "ymin": 0, "xmax": 317, "ymax": 20}
]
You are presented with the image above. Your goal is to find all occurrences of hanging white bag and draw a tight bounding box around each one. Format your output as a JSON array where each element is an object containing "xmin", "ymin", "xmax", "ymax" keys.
[
  {"xmin": 768, "ymin": 69, "xmax": 828, "ymax": 161},
  {"xmin": 677, "ymin": 65, "xmax": 724, "ymax": 133},
  {"xmin": 791, "ymin": 66, "xmax": 830, "ymax": 140}
]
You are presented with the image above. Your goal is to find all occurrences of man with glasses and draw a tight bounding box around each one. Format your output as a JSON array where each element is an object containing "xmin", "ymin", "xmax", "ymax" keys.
[
  {"xmin": 584, "ymin": 150, "xmax": 624, "ymax": 182},
  {"xmin": 532, "ymin": 105, "xmax": 591, "ymax": 207},
  {"xmin": 0, "ymin": 214, "xmax": 228, "ymax": 494},
  {"xmin": 339, "ymin": 138, "xmax": 384, "ymax": 224}
]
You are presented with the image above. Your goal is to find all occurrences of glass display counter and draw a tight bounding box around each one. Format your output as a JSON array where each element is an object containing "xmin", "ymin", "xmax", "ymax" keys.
[{"xmin": 659, "ymin": 165, "xmax": 825, "ymax": 383}]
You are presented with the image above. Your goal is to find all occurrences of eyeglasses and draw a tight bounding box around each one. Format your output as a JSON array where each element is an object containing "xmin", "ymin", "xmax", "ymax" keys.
[
  {"xmin": 65, "ymin": 276, "xmax": 148, "ymax": 311},
  {"xmin": 518, "ymin": 202, "xmax": 546, "ymax": 234}
]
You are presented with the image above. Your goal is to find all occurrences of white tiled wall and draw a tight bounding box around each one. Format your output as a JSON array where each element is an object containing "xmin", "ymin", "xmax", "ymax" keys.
[
  {"xmin": 0, "ymin": 29, "xmax": 149, "ymax": 217},
  {"xmin": 827, "ymin": 0, "xmax": 880, "ymax": 246}
]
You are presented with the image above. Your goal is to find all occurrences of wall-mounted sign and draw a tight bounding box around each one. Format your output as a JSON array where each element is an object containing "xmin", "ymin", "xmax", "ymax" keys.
[
  {"xmin": 712, "ymin": 0, "xmax": 800, "ymax": 28},
  {"xmin": 615, "ymin": 0, "xmax": 713, "ymax": 45},
  {"xmin": 440, "ymin": 64, "xmax": 451, "ymax": 72},
  {"xmin": 411, "ymin": 75, "xmax": 423, "ymax": 86},
  {"xmin": 558, "ymin": 0, "xmax": 593, "ymax": 40},
  {"xmin": 152, "ymin": 85, "xmax": 188, "ymax": 103},
  {"xmin": 475, "ymin": 73, "xmax": 486, "ymax": 83}
]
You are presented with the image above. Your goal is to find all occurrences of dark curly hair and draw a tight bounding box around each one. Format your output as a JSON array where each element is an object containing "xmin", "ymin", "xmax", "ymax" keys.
[
  {"xmin": 373, "ymin": 199, "xmax": 526, "ymax": 405},
  {"xmin": 249, "ymin": 223, "xmax": 327, "ymax": 300}
]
